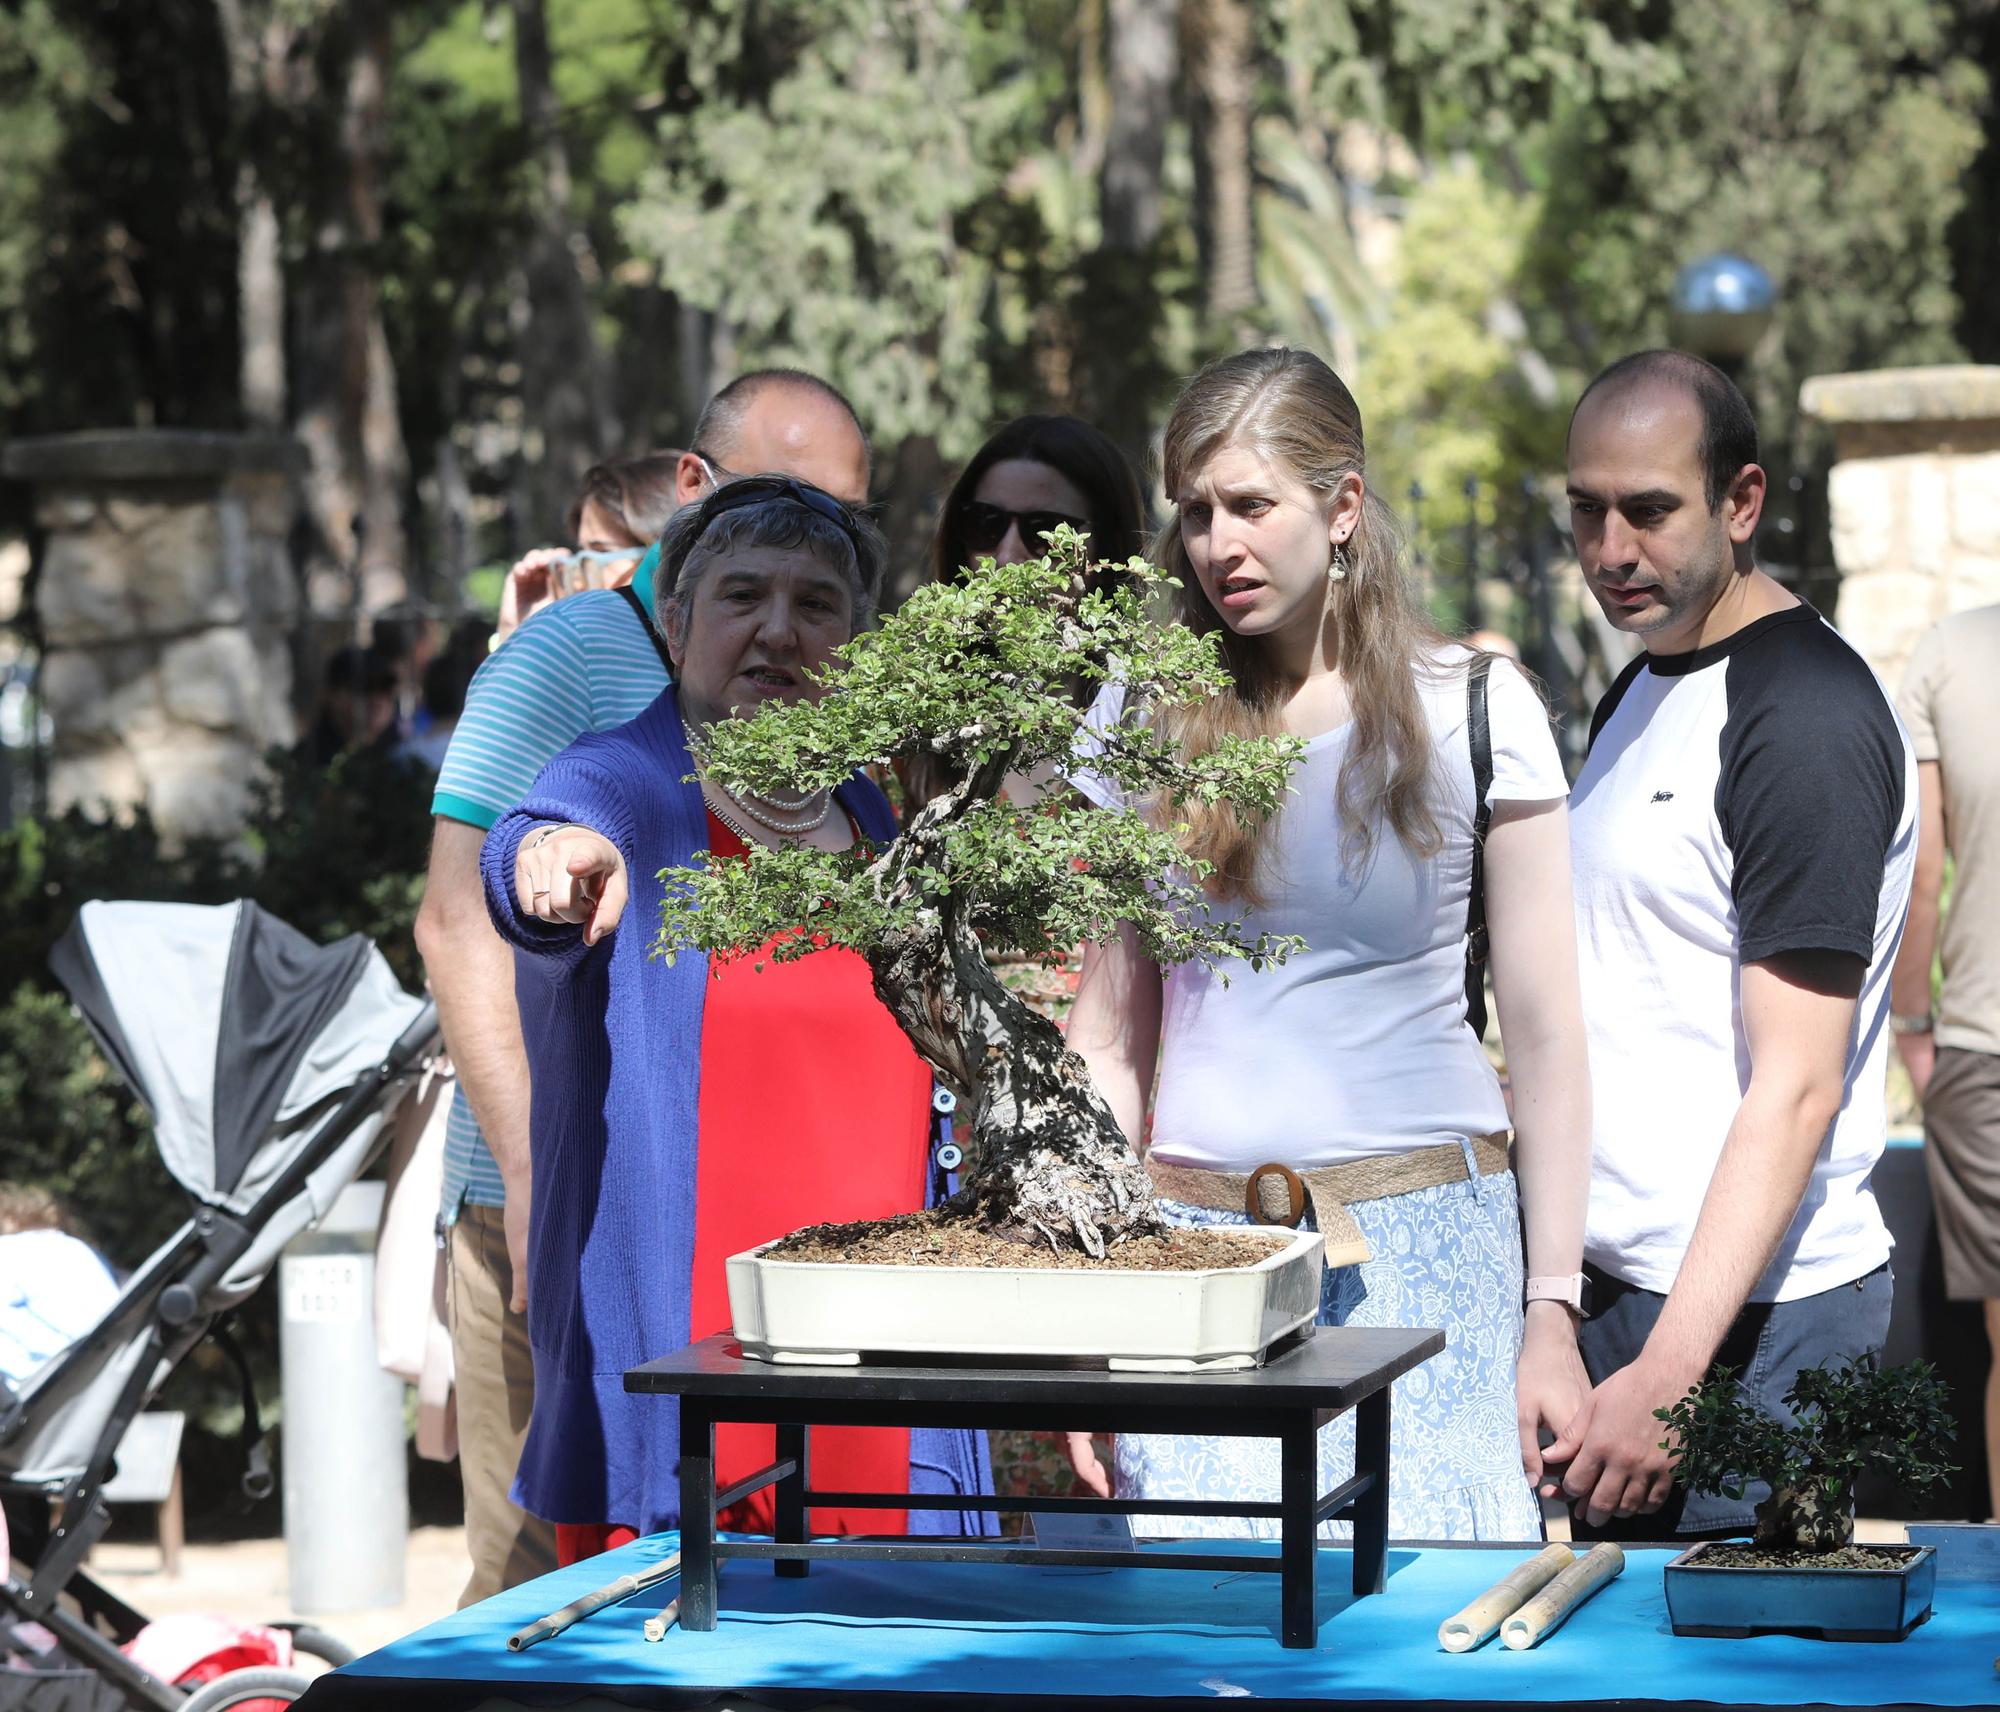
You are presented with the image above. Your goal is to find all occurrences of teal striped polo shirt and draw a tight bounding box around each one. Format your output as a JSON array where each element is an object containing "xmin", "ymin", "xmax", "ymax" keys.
[{"xmin": 434, "ymin": 548, "xmax": 670, "ymax": 1215}]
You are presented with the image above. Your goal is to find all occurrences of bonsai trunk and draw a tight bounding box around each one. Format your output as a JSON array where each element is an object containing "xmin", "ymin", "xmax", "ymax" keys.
[
  {"xmin": 865, "ymin": 767, "xmax": 1161, "ymax": 1258},
  {"xmin": 1753, "ymin": 1479, "xmax": 1854, "ymax": 1554}
]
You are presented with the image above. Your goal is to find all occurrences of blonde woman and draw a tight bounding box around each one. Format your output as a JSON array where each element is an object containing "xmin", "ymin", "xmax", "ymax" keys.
[{"xmin": 1066, "ymin": 348, "xmax": 1591, "ymax": 1540}]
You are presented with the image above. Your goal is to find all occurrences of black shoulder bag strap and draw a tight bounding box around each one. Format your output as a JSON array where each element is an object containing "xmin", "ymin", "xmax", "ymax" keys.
[
  {"xmin": 1463, "ymin": 655, "xmax": 1495, "ymax": 1041},
  {"xmin": 616, "ymin": 581, "xmax": 676, "ymax": 673}
]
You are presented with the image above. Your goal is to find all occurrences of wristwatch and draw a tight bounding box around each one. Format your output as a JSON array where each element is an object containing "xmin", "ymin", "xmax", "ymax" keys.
[
  {"xmin": 1525, "ymin": 1272, "xmax": 1592, "ymax": 1318},
  {"xmin": 1889, "ymin": 1011, "xmax": 1935, "ymax": 1036}
]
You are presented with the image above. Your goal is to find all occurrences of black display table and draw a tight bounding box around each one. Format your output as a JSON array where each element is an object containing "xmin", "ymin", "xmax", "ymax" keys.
[{"xmin": 625, "ymin": 1325, "xmax": 1443, "ymax": 1649}]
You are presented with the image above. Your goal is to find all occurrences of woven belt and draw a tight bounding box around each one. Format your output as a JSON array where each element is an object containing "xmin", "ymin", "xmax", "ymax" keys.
[{"xmin": 1146, "ymin": 1132, "xmax": 1513, "ymax": 1268}]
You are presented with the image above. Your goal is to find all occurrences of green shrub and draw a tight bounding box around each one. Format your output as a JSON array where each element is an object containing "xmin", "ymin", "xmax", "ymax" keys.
[
  {"xmin": 239, "ymin": 746, "xmax": 434, "ymax": 992},
  {"xmin": 0, "ymin": 808, "xmax": 237, "ymax": 998},
  {"xmin": 0, "ymin": 984, "xmax": 172, "ymax": 1263}
]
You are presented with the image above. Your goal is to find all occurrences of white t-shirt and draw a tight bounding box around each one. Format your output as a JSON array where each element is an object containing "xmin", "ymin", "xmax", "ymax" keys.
[
  {"xmin": 1569, "ymin": 606, "xmax": 1916, "ymax": 1302},
  {"xmin": 1083, "ymin": 649, "xmax": 1567, "ymax": 1170}
]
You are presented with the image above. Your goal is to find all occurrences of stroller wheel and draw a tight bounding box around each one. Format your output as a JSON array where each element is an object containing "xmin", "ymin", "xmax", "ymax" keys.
[
  {"xmin": 176, "ymin": 1666, "xmax": 314, "ymax": 1710},
  {"xmin": 270, "ymin": 1623, "xmax": 356, "ymax": 1668}
]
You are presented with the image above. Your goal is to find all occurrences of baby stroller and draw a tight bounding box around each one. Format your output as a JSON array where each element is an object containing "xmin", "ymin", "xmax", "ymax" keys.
[{"xmin": 2, "ymin": 901, "xmax": 439, "ymax": 1710}]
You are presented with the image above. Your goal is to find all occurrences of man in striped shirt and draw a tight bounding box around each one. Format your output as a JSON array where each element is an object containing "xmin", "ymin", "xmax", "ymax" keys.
[{"xmin": 413, "ymin": 370, "xmax": 872, "ymax": 1603}]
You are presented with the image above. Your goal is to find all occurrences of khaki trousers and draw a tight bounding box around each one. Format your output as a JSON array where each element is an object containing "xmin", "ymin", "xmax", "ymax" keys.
[
  {"xmin": 1923, "ymin": 1047, "xmax": 2000, "ymax": 1300},
  {"xmin": 447, "ymin": 1202, "xmax": 557, "ymax": 1606}
]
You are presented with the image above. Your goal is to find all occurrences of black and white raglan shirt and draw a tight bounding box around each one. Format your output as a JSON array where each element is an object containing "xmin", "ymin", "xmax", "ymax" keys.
[{"xmin": 1569, "ymin": 603, "xmax": 1917, "ymax": 1303}]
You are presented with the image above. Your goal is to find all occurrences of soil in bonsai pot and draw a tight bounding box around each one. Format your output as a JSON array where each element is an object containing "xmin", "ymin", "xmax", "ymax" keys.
[
  {"xmin": 765, "ymin": 1209, "xmax": 1291, "ymax": 1271},
  {"xmin": 1693, "ymin": 1543, "xmax": 1922, "ymax": 1571}
]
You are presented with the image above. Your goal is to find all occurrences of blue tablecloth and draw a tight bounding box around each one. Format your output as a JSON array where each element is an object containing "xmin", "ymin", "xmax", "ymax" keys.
[{"xmin": 303, "ymin": 1534, "xmax": 2000, "ymax": 1709}]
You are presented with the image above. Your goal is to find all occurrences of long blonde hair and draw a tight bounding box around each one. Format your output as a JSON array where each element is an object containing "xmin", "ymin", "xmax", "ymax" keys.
[{"xmin": 1154, "ymin": 347, "xmax": 1449, "ymax": 899}]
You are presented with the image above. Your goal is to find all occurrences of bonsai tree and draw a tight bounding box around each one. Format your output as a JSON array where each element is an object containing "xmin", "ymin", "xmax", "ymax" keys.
[
  {"xmin": 654, "ymin": 530, "xmax": 1302, "ymax": 1257},
  {"xmin": 1655, "ymin": 1357, "xmax": 1956, "ymax": 1553}
]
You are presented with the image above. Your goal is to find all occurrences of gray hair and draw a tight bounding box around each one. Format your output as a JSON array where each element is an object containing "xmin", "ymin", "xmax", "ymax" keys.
[{"xmin": 654, "ymin": 493, "xmax": 886, "ymax": 636}]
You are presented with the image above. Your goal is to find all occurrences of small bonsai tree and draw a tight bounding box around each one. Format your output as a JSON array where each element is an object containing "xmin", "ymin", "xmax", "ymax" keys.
[
  {"xmin": 1655, "ymin": 1357, "xmax": 1956, "ymax": 1554},
  {"xmin": 654, "ymin": 531, "xmax": 1303, "ymax": 1257}
]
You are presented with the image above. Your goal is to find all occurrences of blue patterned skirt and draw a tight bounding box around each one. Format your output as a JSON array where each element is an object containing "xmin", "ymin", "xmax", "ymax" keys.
[{"xmin": 1114, "ymin": 1149, "xmax": 1542, "ymax": 1542}]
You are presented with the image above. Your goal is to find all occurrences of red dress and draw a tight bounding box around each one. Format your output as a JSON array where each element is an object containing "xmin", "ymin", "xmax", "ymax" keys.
[{"xmin": 556, "ymin": 812, "xmax": 931, "ymax": 1565}]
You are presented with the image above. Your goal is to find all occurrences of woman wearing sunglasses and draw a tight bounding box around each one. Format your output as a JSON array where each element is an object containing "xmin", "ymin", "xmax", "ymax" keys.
[
  {"xmin": 932, "ymin": 414, "xmax": 1146, "ymax": 597},
  {"xmin": 484, "ymin": 476, "xmax": 994, "ymax": 1564},
  {"xmin": 900, "ymin": 416, "xmax": 1146, "ymax": 823}
]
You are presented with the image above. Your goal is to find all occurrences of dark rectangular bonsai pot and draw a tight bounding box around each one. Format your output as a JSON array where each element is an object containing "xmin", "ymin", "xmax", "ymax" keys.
[{"xmin": 1663, "ymin": 1541, "xmax": 1937, "ymax": 1641}]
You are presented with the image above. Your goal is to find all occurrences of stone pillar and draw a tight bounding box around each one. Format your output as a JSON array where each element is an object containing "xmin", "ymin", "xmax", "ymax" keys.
[
  {"xmin": 1799, "ymin": 365, "xmax": 2000, "ymax": 689},
  {"xmin": 1, "ymin": 430, "xmax": 305, "ymax": 842}
]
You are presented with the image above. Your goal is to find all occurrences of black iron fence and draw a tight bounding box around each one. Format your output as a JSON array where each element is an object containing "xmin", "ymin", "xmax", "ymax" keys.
[{"xmin": 1406, "ymin": 477, "xmax": 1624, "ymax": 780}]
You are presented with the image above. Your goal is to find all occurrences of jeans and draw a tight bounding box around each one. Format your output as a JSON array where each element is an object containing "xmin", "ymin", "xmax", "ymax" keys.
[{"xmin": 1574, "ymin": 1260, "xmax": 1893, "ymax": 1537}]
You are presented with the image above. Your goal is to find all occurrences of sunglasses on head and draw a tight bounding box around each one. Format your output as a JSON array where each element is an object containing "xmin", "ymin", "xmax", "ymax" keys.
[
  {"xmin": 957, "ymin": 500, "xmax": 1091, "ymax": 555},
  {"xmin": 692, "ymin": 469, "xmax": 870, "ymax": 553},
  {"xmin": 692, "ymin": 450, "xmax": 887, "ymax": 524}
]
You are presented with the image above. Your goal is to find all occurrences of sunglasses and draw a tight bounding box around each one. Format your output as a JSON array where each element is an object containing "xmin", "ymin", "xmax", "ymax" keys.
[
  {"xmin": 693, "ymin": 449, "xmax": 886, "ymax": 525},
  {"xmin": 957, "ymin": 500, "xmax": 1091, "ymax": 555},
  {"xmin": 692, "ymin": 469, "xmax": 871, "ymax": 554}
]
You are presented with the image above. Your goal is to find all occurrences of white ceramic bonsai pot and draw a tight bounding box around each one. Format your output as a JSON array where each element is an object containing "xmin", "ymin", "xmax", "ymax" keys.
[
  {"xmin": 1663, "ymin": 1540, "xmax": 1937, "ymax": 1641},
  {"xmin": 726, "ymin": 1227, "xmax": 1325, "ymax": 1370}
]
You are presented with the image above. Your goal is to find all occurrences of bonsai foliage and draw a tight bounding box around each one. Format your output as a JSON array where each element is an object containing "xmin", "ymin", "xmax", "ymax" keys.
[
  {"xmin": 654, "ymin": 530, "xmax": 1303, "ymax": 1255},
  {"xmin": 1655, "ymin": 1358, "xmax": 1955, "ymax": 1553}
]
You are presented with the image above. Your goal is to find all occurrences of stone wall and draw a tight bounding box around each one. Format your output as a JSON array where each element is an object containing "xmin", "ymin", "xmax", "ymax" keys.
[
  {"xmin": 1800, "ymin": 365, "xmax": 2000, "ymax": 690},
  {"xmin": 1, "ymin": 430, "xmax": 304, "ymax": 843}
]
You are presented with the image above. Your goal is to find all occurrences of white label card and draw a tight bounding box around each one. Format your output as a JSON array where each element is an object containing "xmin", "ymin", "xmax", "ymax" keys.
[{"xmin": 282, "ymin": 1255, "xmax": 366, "ymax": 1324}]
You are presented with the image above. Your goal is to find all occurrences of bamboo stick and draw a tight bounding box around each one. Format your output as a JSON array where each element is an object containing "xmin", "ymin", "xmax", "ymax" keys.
[
  {"xmin": 1500, "ymin": 1542, "xmax": 1625, "ymax": 1650},
  {"xmin": 506, "ymin": 1551, "xmax": 682, "ymax": 1651},
  {"xmin": 643, "ymin": 1595, "xmax": 683, "ymax": 1642},
  {"xmin": 1437, "ymin": 1543, "xmax": 1574, "ymax": 1652}
]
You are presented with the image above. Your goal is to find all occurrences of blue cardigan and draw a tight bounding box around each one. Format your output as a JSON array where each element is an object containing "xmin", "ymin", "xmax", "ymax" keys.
[{"xmin": 481, "ymin": 686, "xmax": 994, "ymax": 1534}]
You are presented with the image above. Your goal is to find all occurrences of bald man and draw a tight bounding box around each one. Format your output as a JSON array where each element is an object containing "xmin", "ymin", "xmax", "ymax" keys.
[
  {"xmin": 1544, "ymin": 351, "xmax": 1915, "ymax": 1539},
  {"xmin": 673, "ymin": 367, "xmax": 871, "ymax": 511},
  {"xmin": 413, "ymin": 369, "xmax": 869, "ymax": 1604}
]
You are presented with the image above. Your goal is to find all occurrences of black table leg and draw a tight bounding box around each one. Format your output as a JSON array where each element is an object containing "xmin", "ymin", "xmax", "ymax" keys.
[
  {"xmin": 1352, "ymin": 1387, "xmax": 1389, "ymax": 1597},
  {"xmin": 1279, "ymin": 1414, "xmax": 1318, "ymax": 1649},
  {"xmin": 638, "ymin": 1335, "xmax": 1433, "ymax": 1644},
  {"xmin": 680, "ymin": 1399, "xmax": 718, "ymax": 1630},
  {"xmin": 775, "ymin": 1421, "xmax": 809, "ymax": 1579}
]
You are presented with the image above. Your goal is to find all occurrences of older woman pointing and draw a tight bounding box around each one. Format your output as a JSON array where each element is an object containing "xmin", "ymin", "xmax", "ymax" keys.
[{"xmin": 485, "ymin": 476, "xmax": 994, "ymax": 1563}]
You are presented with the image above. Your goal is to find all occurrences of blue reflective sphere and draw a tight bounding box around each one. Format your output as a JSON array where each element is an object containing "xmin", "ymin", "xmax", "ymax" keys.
[
  {"xmin": 1669, "ymin": 253, "xmax": 1776, "ymax": 359},
  {"xmin": 1671, "ymin": 253, "xmax": 1777, "ymax": 318}
]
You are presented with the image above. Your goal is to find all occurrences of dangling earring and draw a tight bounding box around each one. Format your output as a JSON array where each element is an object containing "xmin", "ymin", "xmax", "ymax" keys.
[{"xmin": 1327, "ymin": 540, "xmax": 1349, "ymax": 584}]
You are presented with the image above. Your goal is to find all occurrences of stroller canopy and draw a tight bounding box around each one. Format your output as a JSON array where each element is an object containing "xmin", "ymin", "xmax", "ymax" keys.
[{"xmin": 50, "ymin": 900, "xmax": 425, "ymax": 1216}]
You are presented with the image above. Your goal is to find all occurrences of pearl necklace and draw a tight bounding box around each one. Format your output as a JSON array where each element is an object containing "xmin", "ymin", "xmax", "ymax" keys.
[
  {"xmin": 703, "ymin": 775, "xmax": 832, "ymax": 837},
  {"xmin": 703, "ymin": 787, "xmax": 767, "ymax": 847},
  {"xmin": 686, "ymin": 724, "xmax": 831, "ymax": 839},
  {"xmin": 687, "ymin": 723, "xmax": 824, "ymax": 810}
]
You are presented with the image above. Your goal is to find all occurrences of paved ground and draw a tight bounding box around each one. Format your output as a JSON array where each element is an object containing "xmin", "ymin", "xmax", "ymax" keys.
[{"xmin": 90, "ymin": 1524, "xmax": 471, "ymax": 1665}]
